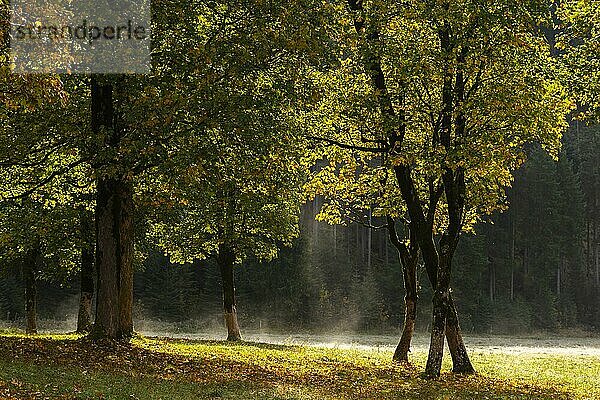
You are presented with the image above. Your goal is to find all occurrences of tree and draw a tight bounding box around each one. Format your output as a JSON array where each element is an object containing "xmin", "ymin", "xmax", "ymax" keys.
[
  {"xmin": 137, "ymin": 0, "xmax": 329, "ymax": 341},
  {"xmin": 0, "ymin": 197, "xmax": 81, "ymax": 333},
  {"xmin": 145, "ymin": 89, "xmax": 306, "ymax": 340},
  {"xmin": 305, "ymin": 0, "xmax": 571, "ymax": 377}
]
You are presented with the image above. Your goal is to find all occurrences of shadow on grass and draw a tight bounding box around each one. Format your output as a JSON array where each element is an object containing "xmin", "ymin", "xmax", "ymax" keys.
[
  {"xmin": 149, "ymin": 335, "xmax": 306, "ymax": 352},
  {"xmin": 0, "ymin": 359, "xmax": 308, "ymax": 400}
]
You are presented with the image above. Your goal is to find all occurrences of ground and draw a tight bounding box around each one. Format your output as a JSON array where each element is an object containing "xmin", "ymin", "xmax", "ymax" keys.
[{"xmin": 0, "ymin": 331, "xmax": 598, "ymax": 399}]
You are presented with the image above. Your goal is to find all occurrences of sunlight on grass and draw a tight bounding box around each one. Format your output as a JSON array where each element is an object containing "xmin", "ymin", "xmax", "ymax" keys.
[
  {"xmin": 0, "ymin": 328, "xmax": 81, "ymax": 341},
  {"xmin": 472, "ymin": 352, "xmax": 600, "ymax": 400},
  {"xmin": 0, "ymin": 333, "xmax": 598, "ymax": 399}
]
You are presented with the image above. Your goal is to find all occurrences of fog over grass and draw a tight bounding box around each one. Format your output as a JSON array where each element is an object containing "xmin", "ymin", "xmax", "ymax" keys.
[
  {"xmin": 4, "ymin": 308, "xmax": 600, "ymax": 358},
  {"xmin": 138, "ymin": 329, "xmax": 600, "ymax": 356}
]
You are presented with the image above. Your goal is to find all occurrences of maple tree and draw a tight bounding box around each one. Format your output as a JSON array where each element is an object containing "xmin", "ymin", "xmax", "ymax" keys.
[
  {"xmin": 305, "ymin": 0, "xmax": 572, "ymax": 376},
  {"xmin": 145, "ymin": 119, "xmax": 305, "ymax": 340},
  {"xmin": 142, "ymin": 0, "xmax": 319, "ymax": 341}
]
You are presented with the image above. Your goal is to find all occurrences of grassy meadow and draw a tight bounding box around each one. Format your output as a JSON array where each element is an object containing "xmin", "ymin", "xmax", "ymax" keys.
[{"xmin": 0, "ymin": 331, "xmax": 598, "ymax": 399}]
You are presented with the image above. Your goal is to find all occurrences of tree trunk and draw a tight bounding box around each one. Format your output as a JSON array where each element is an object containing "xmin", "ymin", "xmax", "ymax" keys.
[
  {"xmin": 557, "ymin": 257, "xmax": 562, "ymax": 297},
  {"xmin": 590, "ymin": 216, "xmax": 597, "ymax": 286},
  {"xmin": 445, "ymin": 294, "xmax": 475, "ymax": 373},
  {"xmin": 367, "ymin": 210, "xmax": 372, "ymax": 269},
  {"xmin": 24, "ymin": 248, "xmax": 38, "ymax": 335},
  {"xmin": 594, "ymin": 234, "xmax": 600, "ymax": 287},
  {"xmin": 89, "ymin": 77, "xmax": 134, "ymax": 340},
  {"xmin": 77, "ymin": 212, "xmax": 95, "ymax": 333},
  {"xmin": 388, "ymin": 217, "xmax": 419, "ymax": 363},
  {"xmin": 333, "ymin": 225, "xmax": 337, "ymax": 259},
  {"xmin": 510, "ymin": 268, "xmax": 515, "ymax": 301},
  {"xmin": 425, "ymin": 275, "xmax": 474, "ymax": 376},
  {"xmin": 586, "ymin": 217, "xmax": 591, "ymax": 281},
  {"xmin": 425, "ymin": 289, "xmax": 447, "ymax": 377},
  {"xmin": 217, "ymin": 243, "xmax": 242, "ymax": 341},
  {"xmin": 393, "ymin": 289, "xmax": 417, "ymax": 362},
  {"xmin": 489, "ymin": 263, "xmax": 495, "ymax": 302},
  {"xmin": 510, "ymin": 214, "xmax": 515, "ymax": 301},
  {"xmin": 92, "ymin": 176, "xmax": 134, "ymax": 339}
]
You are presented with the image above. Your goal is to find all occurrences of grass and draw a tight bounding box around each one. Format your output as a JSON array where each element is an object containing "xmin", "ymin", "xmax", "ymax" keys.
[{"xmin": 0, "ymin": 330, "xmax": 598, "ymax": 399}]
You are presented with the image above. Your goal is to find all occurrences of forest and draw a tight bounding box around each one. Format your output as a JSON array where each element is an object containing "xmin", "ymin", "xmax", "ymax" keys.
[{"xmin": 1, "ymin": 0, "xmax": 600, "ymax": 399}]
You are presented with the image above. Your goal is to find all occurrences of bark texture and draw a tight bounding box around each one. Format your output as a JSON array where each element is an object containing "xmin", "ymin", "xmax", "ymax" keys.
[
  {"xmin": 394, "ymin": 294, "xmax": 416, "ymax": 362},
  {"xmin": 89, "ymin": 77, "xmax": 134, "ymax": 340},
  {"xmin": 445, "ymin": 294, "xmax": 475, "ymax": 373},
  {"xmin": 92, "ymin": 176, "xmax": 134, "ymax": 339}
]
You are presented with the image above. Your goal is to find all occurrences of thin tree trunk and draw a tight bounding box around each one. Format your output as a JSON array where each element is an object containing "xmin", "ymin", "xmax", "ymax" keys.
[
  {"xmin": 394, "ymin": 295, "xmax": 416, "ymax": 362},
  {"xmin": 594, "ymin": 234, "xmax": 600, "ymax": 287},
  {"xmin": 361, "ymin": 225, "xmax": 366, "ymax": 263},
  {"xmin": 557, "ymin": 257, "xmax": 562, "ymax": 297},
  {"xmin": 333, "ymin": 225, "xmax": 337, "ymax": 259},
  {"xmin": 510, "ymin": 268, "xmax": 514, "ymax": 301},
  {"xmin": 355, "ymin": 223, "xmax": 360, "ymax": 261},
  {"xmin": 89, "ymin": 77, "xmax": 134, "ymax": 340},
  {"xmin": 24, "ymin": 248, "xmax": 38, "ymax": 335},
  {"xmin": 313, "ymin": 198, "xmax": 319, "ymax": 243},
  {"xmin": 489, "ymin": 263, "xmax": 495, "ymax": 302},
  {"xmin": 367, "ymin": 210, "xmax": 372, "ymax": 269},
  {"xmin": 523, "ymin": 247, "xmax": 529, "ymax": 276},
  {"xmin": 347, "ymin": 224, "xmax": 351, "ymax": 257},
  {"xmin": 444, "ymin": 294, "xmax": 475, "ymax": 373},
  {"xmin": 510, "ymin": 214, "xmax": 515, "ymax": 300},
  {"xmin": 77, "ymin": 212, "xmax": 95, "ymax": 333},
  {"xmin": 380, "ymin": 229, "xmax": 385, "ymax": 258},
  {"xmin": 217, "ymin": 243, "xmax": 242, "ymax": 341},
  {"xmin": 586, "ymin": 220, "xmax": 591, "ymax": 280},
  {"xmin": 388, "ymin": 217, "xmax": 419, "ymax": 363},
  {"xmin": 385, "ymin": 235, "xmax": 389, "ymax": 266},
  {"xmin": 393, "ymin": 255, "xmax": 418, "ymax": 362},
  {"xmin": 591, "ymin": 219, "xmax": 600, "ymax": 287}
]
